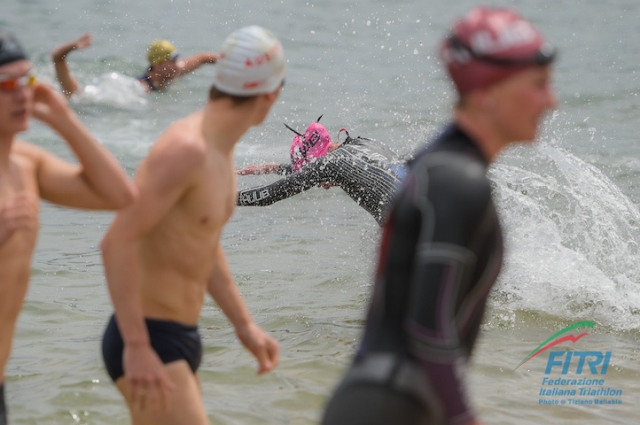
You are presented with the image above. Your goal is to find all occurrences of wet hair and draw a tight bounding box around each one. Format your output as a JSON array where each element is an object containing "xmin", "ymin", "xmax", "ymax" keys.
[
  {"xmin": 208, "ymin": 85, "xmax": 257, "ymax": 105},
  {"xmin": 208, "ymin": 78, "xmax": 284, "ymax": 105}
]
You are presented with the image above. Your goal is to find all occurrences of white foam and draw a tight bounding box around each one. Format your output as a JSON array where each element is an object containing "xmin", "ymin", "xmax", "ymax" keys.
[
  {"xmin": 490, "ymin": 142, "xmax": 640, "ymax": 330},
  {"xmin": 73, "ymin": 72, "xmax": 148, "ymax": 110}
]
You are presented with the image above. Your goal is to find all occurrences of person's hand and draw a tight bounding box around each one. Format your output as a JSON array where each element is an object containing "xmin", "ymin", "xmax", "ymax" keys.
[
  {"xmin": 206, "ymin": 52, "xmax": 219, "ymax": 64},
  {"xmin": 31, "ymin": 82, "xmax": 72, "ymax": 127},
  {"xmin": 320, "ymin": 182, "xmax": 337, "ymax": 190},
  {"xmin": 236, "ymin": 322, "xmax": 279, "ymax": 374},
  {"xmin": 0, "ymin": 193, "xmax": 39, "ymax": 245},
  {"xmin": 123, "ymin": 344, "xmax": 176, "ymax": 412}
]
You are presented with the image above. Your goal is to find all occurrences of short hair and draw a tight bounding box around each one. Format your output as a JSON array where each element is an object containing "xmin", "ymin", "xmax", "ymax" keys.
[{"xmin": 208, "ymin": 85, "xmax": 257, "ymax": 105}]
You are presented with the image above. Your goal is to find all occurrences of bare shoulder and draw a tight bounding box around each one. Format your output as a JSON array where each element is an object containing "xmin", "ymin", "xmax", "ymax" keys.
[
  {"xmin": 139, "ymin": 115, "xmax": 207, "ymax": 185},
  {"xmin": 12, "ymin": 140, "xmax": 47, "ymax": 161},
  {"xmin": 10, "ymin": 140, "xmax": 50, "ymax": 171}
]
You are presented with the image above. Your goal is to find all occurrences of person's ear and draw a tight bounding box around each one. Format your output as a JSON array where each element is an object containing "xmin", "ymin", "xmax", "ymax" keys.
[{"xmin": 263, "ymin": 88, "xmax": 281, "ymax": 103}]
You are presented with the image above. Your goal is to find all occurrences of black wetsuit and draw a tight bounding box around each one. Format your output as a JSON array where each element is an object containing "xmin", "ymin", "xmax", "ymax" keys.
[
  {"xmin": 237, "ymin": 136, "xmax": 407, "ymax": 225},
  {"xmin": 0, "ymin": 383, "xmax": 6, "ymax": 425},
  {"xmin": 322, "ymin": 124, "xmax": 504, "ymax": 425}
]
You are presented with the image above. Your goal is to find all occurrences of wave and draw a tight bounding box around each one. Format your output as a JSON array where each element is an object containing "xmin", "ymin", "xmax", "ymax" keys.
[{"xmin": 489, "ymin": 142, "xmax": 640, "ymax": 331}]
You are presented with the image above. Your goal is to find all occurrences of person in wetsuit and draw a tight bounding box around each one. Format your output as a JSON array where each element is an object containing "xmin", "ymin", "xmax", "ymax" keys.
[
  {"xmin": 51, "ymin": 33, "xmax": 219, "ymax": 97},
  {"xmin": 236, "ymin": 118, "xmax": 408, "ymax": 225},
  {"xmin": 321, "ymin": 6, "xmax": 557, "ymax": 425}
]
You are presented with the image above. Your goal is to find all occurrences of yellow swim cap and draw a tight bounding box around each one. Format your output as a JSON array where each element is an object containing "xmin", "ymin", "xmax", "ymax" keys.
[{"xmin": 147, "ymin": 40, "xmax": 178, "ymax": 66}]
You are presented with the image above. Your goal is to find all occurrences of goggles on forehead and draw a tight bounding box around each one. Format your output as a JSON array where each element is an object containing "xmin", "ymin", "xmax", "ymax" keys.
[{"xmin": 0, "ymin": 74, "xmax": 36, "ymax": 92}]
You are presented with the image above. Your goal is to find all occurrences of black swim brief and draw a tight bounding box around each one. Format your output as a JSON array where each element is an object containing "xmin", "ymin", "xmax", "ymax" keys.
[
  {"xmin": 101, "ymin": 315, "xmax": 202, "ymax": 382},
  {"xmin": 0, "ymin": 382, "xmax": 6, "ymax": 425}
]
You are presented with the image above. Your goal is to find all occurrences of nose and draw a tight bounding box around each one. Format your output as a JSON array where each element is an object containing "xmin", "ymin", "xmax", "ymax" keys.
[
  {"xmin": 13, "ymin": 84, "xmax": 29, "ymax": 103},
  {"xmin": 545, "ymin": 85, "xmax": 557, "ymax": 111}
]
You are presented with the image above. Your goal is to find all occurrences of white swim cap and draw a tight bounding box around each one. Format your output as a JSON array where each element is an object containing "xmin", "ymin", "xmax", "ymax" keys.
[{"xmin": 213, "ymin": 26, "xmax": 286, "ymax": 96}]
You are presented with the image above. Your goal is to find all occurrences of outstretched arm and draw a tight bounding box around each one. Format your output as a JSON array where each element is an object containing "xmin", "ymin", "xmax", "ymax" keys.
[
  {"xmin": 176, "ymin": 52, "xmax": 219, "ymax": 76},
  {"xmin": 237, "ymin": 158, "xmax": 331, "ymax": 206},
  {"xmin": 206, "ymin": 244, "xmax": 279, "ymax": 374},
  {"xmin": 236, "ymin": 163, "xmax": 290, "ymax": 176},
  {"xmin": 22, "ymin": 82, "xmax": 136, "ymax": 210},
  {"xmin": 51, "ymin": 32, "xmax": 92, "ymax": 98}
]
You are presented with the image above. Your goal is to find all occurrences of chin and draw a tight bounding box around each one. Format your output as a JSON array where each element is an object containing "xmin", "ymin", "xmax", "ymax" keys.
[{"xmin": 16, "ymin": 119, "xmax": 30, "ymax": 134}]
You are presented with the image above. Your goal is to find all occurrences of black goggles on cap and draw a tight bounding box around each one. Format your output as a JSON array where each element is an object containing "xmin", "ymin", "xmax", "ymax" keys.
[{"xmin": 447, "ymin": 34, "xmax": 556, "ymax": 67}]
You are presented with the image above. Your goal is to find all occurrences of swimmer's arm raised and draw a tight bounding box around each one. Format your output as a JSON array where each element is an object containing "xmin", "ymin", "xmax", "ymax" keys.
[
  {"xmin": 20, "ymin": 83, "xmax": 136, "ymax": 210},
  {"xmin": 206, "ymin": 245, "xmax": 279, "ymax": 374},
  {"xmin": 101, "ymin": 137, "xmax": 203, "ymax": 410},
  {"xmin": 176, "ymin": 52, "xmax": 219, "ymax": 76}
]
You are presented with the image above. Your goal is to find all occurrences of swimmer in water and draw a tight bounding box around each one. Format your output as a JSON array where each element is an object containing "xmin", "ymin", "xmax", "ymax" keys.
[
  {"xmin": 321, "ymin": 6, "xmax": 557, "ymax": 425},
  {"xmin": 236, "ymin": 117, "xmax": 409, "ymax": 225},
  {"xmin": 52, "ymin": 32, "xmax": 219, "ymax": 97},
  {"xmin": 0, "ymin": 30, "xmax": 136, "ymax": 425},
  {"xmin": 100, "ymin": 26, "xmax": 284, "ymax": 425}
]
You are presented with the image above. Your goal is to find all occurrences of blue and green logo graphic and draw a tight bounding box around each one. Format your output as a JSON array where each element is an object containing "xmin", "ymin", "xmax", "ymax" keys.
[
  {"xmin": 515, "ymin": 320, "xmax": 595, "ymax": 371},
  {"xmin": 517, "ymin": 320, "xmax": 623, "ymax": 406}
]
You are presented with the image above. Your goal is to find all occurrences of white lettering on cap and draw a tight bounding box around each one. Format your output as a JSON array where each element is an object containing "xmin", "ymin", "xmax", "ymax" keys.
[{"xmin": 470, "ymin": 21, "xmax": 538, "ymax": 55}]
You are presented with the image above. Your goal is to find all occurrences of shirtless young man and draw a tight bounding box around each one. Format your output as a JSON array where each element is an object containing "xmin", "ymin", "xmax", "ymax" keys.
[
  {"xmin": 100, "ymin": 26, "xmax": 285, "ymax": 424},
  {"xmin": 0, "ymin": 31, "xmax": 136, "ymax": 425},
  {"xmin": 52, "ymin": 33, "xmax": 219, "ymax": 97}
]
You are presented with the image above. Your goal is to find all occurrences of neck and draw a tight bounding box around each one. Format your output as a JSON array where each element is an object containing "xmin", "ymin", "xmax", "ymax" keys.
[
  {"xmin": 201, "ymin": 100, "xmax": 257, "ymax": 155},
  {"xmin": 453, "ymin": 107, "xmax": 506, "ymax": 163},
  {"xmin": 0, "ymin": 132, "xmax": 16, "ymax": 170},
  {"xmin": 147, "ymin": 72, "xmax": 165, "ymax": 90}
]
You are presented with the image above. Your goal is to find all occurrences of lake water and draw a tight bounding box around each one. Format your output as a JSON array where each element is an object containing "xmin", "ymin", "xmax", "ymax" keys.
[{"xmin": 2, "ymin": 0, "xmax": 640, "ymax": 423}]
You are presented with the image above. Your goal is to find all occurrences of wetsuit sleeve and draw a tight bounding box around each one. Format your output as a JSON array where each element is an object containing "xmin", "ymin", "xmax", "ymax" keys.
[
  {"xmin": 278, "ymin": 163, "xmax": 293, "ymax": 176},
  {"xmin": 390, "ymin": 157, "xmax": 492, "ymax": 425},
  {"xmin": 236, "ymin": 158, "xmax": 333, "ymax": 206}
]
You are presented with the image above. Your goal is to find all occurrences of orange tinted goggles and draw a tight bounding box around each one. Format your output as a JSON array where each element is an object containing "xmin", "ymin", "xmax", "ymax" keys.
[{"xmin": 0, "ymin": 75, "xmax": 36, "ymax": 92}]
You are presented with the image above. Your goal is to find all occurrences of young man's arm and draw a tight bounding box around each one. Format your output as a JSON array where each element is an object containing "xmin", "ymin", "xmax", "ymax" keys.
[
  {"xmin": 236, "ymin": 163, "xmax": 288, "ymax": 176},
  {"xmin": 21, "ymin": 83, "xmax": 135, "ymax": 209},
  {"xmin": 101, "ymin": 137, "xmax": 204, "ymax": 411},
  {"xmin": 176, "ymin": 53, "xmax": 219, "ymax": 76},
  {"xmin": 51, "ymin": 32, "xmax": 92, "ymax": 98},
  {"xmin": 206, "ymin": 244, "xmax": 279, "ymax": 374},
  {"xmin": 236, "ymin": 157, "xmax": 333, "ymax": 206}
]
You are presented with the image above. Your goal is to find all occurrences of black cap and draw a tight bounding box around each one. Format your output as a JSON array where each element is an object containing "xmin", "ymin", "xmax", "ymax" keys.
[{"xmin": 0, "ymin": 31, "xmax": 28, "ymax": 67}]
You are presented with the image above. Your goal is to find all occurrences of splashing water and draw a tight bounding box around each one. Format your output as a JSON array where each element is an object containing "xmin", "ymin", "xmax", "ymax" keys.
[
  {"xmin": 490, "ymin": 142, "xmax": 640, "ymax": 331},
  {"xmin": 73, "ymin": 72, "xmax": 148, "ymax": 110}
]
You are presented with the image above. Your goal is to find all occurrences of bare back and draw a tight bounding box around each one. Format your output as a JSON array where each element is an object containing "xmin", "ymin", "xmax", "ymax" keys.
[{"xmin": 134, "ymin": 112, "xmax": 237, "ymax": 324}]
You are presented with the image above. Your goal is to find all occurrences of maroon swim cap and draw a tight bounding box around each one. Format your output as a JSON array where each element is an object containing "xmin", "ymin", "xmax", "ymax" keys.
[{"xmin": 440, "ymin": 6, "xmax": 555, "ymax": 96}]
